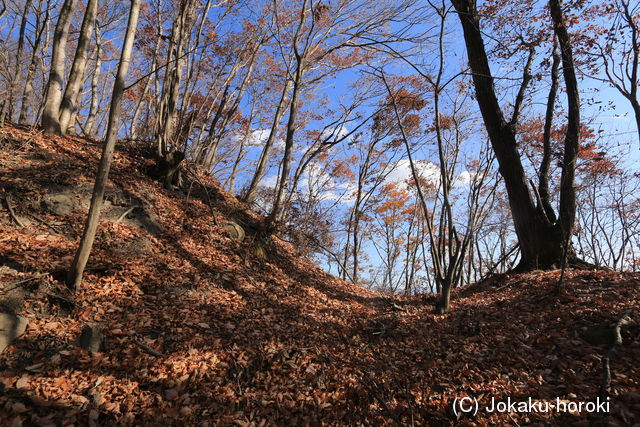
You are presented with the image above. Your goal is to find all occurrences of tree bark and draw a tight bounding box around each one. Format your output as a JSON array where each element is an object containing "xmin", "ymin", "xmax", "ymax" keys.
[
  {"xmin": 242, "ymin": 77, "xmax": 293, "ymax": 203},
  {"xmin": 19, "ymin": 0, "xmax": 49, "ymax": 124},
  {"xmin": 130, "ymin": 17, "xmax": 161, "ymax": 140},
  {"xmin": 83, "ymin": 25, "xmax": 102, "ymax": 137},
  {"xmin": 58, "ymin": 0, "xmax": 98, "ymax": 134},
  {"xmin": 451, "ymin": 0, "xmax": 581, "ymax": 270},
  {"xmin": 539, "ymin": 39, "xmax": 560, "ymax": 224},
  {"xmin": 550, "ymin": 0, "xmax": 581, "ymax": 247},
  {"xmin": 67, "ymin": 0, "xmax": 141, "ymax": 290},
  {"xmin": 155, "ymin": 0, "xmax": 196, "ymax": 157},
  {"xmin": 41, "ymin": 0, "xmax": 77, "ymax": 134},
  {"xmin": 201, "ymin": 42, "xmax": 261, "ymax": 169},
  {"xmin": 9, "ymin": 0, "xmax": 33, "ymax": 121},
  {"xmin": 270, "ymin": 66, "xmax": 305, "ymax": 223}
]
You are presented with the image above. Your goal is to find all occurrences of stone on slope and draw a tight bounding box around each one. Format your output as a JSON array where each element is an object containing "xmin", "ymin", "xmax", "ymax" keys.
[{"xmin": 0, "ymin": 313, "xmax": 28, "ymax": 353}]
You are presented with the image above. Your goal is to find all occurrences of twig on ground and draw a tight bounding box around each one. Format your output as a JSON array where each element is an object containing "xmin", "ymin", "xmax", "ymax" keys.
[
  {"xmin": 116, "ymin": 205, "xmax": 139, "ymax": 223},
  {"xmin": 180, "ymin": 181, "xmax": 196, "ymax": 228},
  {"xmin": 1, "ymin": 274, "xmax": 45, "ymax": 294},
  {"xmin": 132, "ymin": 339, "xmax": 165, "ymax": 357},
  {"xmin": 385, "ymin": 299, "xmax": 406, "ymax": 312},
  {"xmin": 600, "ymin": 310, "xmax": 635, "ymax": 397},
  {"xmin": 27, "ymin": 213, "xmax": 62, "ymax": 234},
  {"xmin": 4, "ymin": 194, "xmax": 25, "ymax": 227}
]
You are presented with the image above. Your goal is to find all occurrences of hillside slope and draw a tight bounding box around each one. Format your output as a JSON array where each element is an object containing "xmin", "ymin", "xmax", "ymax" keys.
[{"xmin": 0, "ymin": 124, "xmax": 639, "ymax": 426}]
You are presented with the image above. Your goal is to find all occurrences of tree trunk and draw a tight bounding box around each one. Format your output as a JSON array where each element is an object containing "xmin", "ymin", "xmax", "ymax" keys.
[
  {"xmin": 9, "ymin": 0, "xmax": 33, "ymax": 121},
  {"xmin": 631, "ymin": 98, "xmax": 640, "ymax": 152},
  {"xmin": 84, "ymin": 25, "xmax": 102, "ymax": 137},
  {"xmin": 67, "ymin": 0, "xmax": 141, "ymax": 290},
  {"xmin": 550, "ymin": 0, "xmax": 581, "ymax": 249},
  {"xmin": 130, "ymin": 20, "xmax": 161, "ymax": 140},
  {"xmin": 435, "ymin": 278, "xmax": 451, "ymax": 315},
  {"xmin": 539, "ymin": 39, "xmax": 560, "ymax": 224},
  {"xmin": 155, "ymin": 0, "xmax": 196, "ymax": 157},
  {"xmin": 41, "ymin": 0, "xmax": 77, "ymax": 134},
  {"xmin": 270, "ymin": 67, "xmax": 304, "ymax": 223},
  {"xmin": 58, "ymin": 0, "xmax": 98, "ymax": 134},
  {"xmin": 201, "ymin": 46, "xmax": 260, "ymax": 170},
  {"xmin": 19, "ymin": 0, "xmax": 49, "ymax": 124},
  {"xmin": 177, "ymin": 0, "xmax": 213, "ymax": 133},
  {"xmin": 225, "ymin": 101, "xmax": 257, "ymax": 193},
  {"xmin": 242, "ymin": 77, "xmax": 293, "ymax": 203},
  {"xmin": 451, "ymin": 0, "xmax": 580, "ymax": 270},
  {"xmin": 267, "ymin": 0, "xmax": 310, "ymax": 222}
]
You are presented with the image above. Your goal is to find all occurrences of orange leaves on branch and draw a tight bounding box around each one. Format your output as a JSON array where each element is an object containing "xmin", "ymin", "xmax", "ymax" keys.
[
  {"xmin": 329, "ymin": 160, "xmax": 355, "ymax": 181},
  {"xmin": 386, "ymin": 88, "xmax": 426, "ymax": 113}
]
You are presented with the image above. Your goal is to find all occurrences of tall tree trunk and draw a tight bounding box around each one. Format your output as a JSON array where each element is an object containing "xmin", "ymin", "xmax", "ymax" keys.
[
  {"xmin": 177, "ymin": 0, "xmax": 213, "ymax": 127},
  {"xmin": 242, "ymin": 77, "xmax": 293, "ymax": 203},
  {"xmin": 270, "ymin": 66, "xmax": 305, "ymax": 223},
  {"xmin": 155, "ymin": 0, "xmax": 196, "ymax": 157},
  {"xmin": 41, "ymin": 0, "xmax": 77, "ymax": 134},
  {"xmin": 225, "ymin": 101, "xmax": 257, "ymax": 193},
  {"xmin": 633, "ymin": 100, "xmax": 640, "ymax": 149},
  {"xmin": 268, "ymin": 0, "xmax": 311, "ymax": 223},
  {"xmin": 550, "ymin": 0, "xmax": 581, "ymax": 246},
  {"xmin": 19, "ymin": 0, "xmax": 49, "ymax": 124},
  {"xmin": 58, "ymin": 0, "xmax": 98, "ymax": 134},
  {"xmin": 130, "ymin": 21, "xmax": 161, "ymax": 140},
  {"xmin": 67, "ymin": 0, "xmax": 141, "ymax": 290},
  {"xmin": 84, "ymin": 25, "xmax": 102, "ymax": 137},
  {"xmin": 200, "ymin": 43, "xmax": 261, "ymax": 169},
  {"xmin": 451, "ymin": 0, "xmax": 578, "ymax": 270},
  {"xmin": 538, "ymin": 39, "xmax": 560, "ymax": 224},
  {"xmin": 9, "ymin": 0, "xmax": 33, "ymax": 121}
]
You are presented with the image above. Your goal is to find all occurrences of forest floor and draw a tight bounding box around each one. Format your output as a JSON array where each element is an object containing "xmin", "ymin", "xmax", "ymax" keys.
[{"xmin": 0, "ymin": 124, "xmax": 639, "ymax": 426}]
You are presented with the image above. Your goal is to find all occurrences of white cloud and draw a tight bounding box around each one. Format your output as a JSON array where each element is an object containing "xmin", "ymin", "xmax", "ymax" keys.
[
  {"xmin": 261, "ymin": 174, "xmax": 279, "ymax": 189},
  {"xmin": 319, "ymin": 124, "xmax": 350, "ymax": 143},
  {"xmin": 245, "ymin": 129, "xmax": 272, "ymax": 146},
  {"xmin": 259, "ymin": 162, "xmax": 356, "ymax": 204},
  {"xmin": 219, "ymin": 128, "xmax": 284, "ymax": 149},
  {"xmin": 457, "ymin": 170, "xmax": 472, "ymax": 185},
  {"xmin": 386, "ymin": 159, "xmax": 474, "ymax": 189},
  {"xmin": 385, "ymin": 159, "xmax": 440, "ymax": 186},
  {"xmin": 299, "ymin": 162, "xmax": 350, "ymax": 202}
]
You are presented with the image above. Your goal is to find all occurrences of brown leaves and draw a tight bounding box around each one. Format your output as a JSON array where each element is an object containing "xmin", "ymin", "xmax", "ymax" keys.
[{"xmin": 0, "ymin": 125, "xmax": 638, "ymax": 425}]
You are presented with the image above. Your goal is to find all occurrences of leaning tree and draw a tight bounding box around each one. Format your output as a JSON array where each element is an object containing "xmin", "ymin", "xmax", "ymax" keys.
[{"xmin": 450, "ymin": 0, "xmax": 583, "ymax": 270}]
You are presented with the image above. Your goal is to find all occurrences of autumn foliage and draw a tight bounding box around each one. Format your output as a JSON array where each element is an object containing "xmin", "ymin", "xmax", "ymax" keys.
[{"xmin": 0, "ymin": 124, "xmax": 638, "ymax": 425}]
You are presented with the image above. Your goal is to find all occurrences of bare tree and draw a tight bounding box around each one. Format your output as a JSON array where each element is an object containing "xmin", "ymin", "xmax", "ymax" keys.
[
  {"xmin": 41, "ymin": 0, "xmax": 77, "ymax": 134},
  {"xmin": 58, "ymin": 0, "xmax": 98, "ymax": 134},
  {"xmin": 7, "ymin": 0, "xmax": 33, "ymax": 121},
  {"xmin": 18, "ymin": 0, "xmax": 50, "ymax": 124},
  {"xmin": 67, "ymin": 0, "xmax": 141, "ymax": 290},
  {"xmin": 450, "ymin": 0, "xmax": 583, "ymax": 270},
  {"xmin": 154, "ymin": 0, "xmax": 198, "ymax": 158},
  {"xmin": 83, "ymin": 23, "xmax": 102, "ymax": 137},
  {"xmin": 585, "ymin": 0, "xmax": 640, "ymax": 146}
]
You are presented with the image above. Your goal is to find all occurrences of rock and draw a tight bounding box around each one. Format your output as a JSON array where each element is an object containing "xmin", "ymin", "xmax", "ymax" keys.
[
  {"xmin": 0, "ymin": 266, "xmax": 29, "ymax": 314},
  {"xmin": 41, "ymin": 193, "xmax": 84, "ymax": 216},
  {"xmin": 223, "ymin": 220, "xmax": 245, "ymax": 242},
  {"xmin": 111, "ymin": 236, "xmax": 154, "ymax": 257},
  {"xmin": 0, "ymin": 313, "xmax": 28, "ymax": 353},
  {"xmin": 79, "ymin": 323, "xmax": 105, "ymax": 352}
]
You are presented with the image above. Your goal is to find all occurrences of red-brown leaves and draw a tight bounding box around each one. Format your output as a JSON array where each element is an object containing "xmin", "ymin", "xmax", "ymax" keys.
[{"xmin": 0, "ymin": 125, "xmax": 638, "ymax": 425}]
